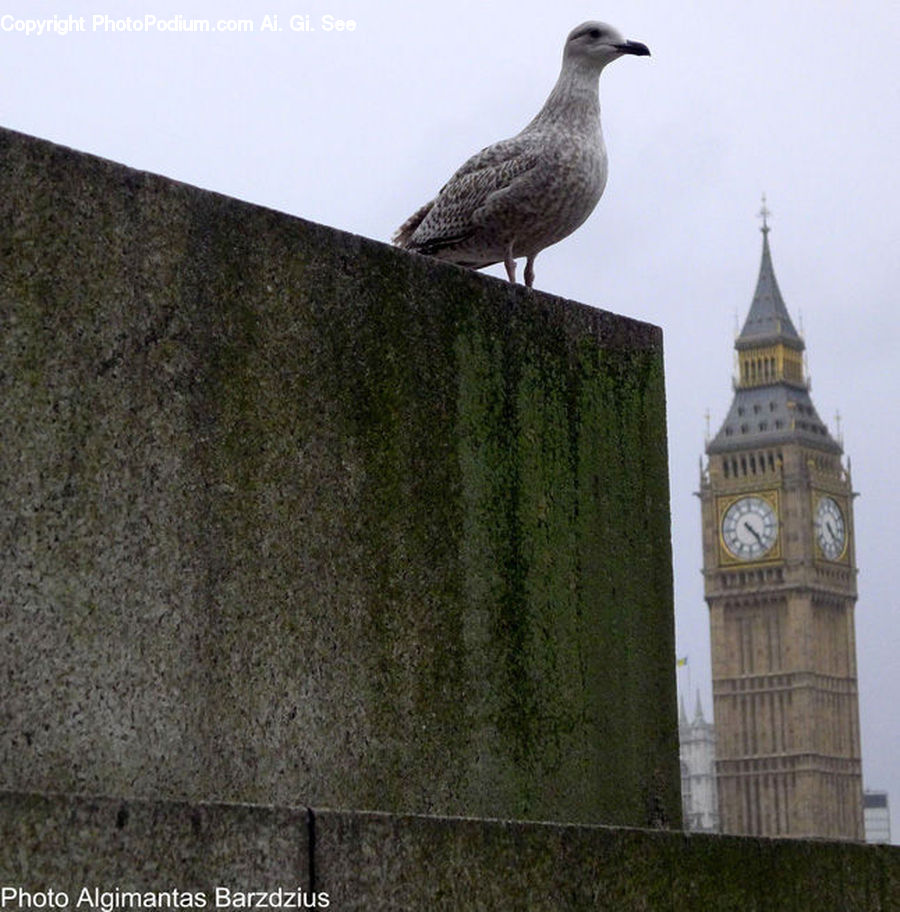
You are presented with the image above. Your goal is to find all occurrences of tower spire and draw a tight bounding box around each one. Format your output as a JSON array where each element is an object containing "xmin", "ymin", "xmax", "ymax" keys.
[
  {"xmin": 738, "ymin": 200, "xmax": 801, "ymax": 349},
  {"xmin": 706, "ymin": 205, "xmax": 842, "ymax": 456}
]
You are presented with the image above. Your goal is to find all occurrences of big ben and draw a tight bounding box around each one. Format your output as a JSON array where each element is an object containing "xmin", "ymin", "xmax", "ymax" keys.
[{"xmin": 699, "ymin": 205, "xmax": 864, "ymax": 840}]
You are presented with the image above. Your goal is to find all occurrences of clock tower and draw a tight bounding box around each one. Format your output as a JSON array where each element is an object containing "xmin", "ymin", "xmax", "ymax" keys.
[{"xmin": 699, "ymin": 207, "xmax": 864, "ymax": 840}]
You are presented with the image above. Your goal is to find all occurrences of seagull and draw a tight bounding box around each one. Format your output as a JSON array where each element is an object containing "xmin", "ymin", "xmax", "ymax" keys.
[{"xmin": 393, "ymin": 21, "xmax": 650, "ymax": 288}]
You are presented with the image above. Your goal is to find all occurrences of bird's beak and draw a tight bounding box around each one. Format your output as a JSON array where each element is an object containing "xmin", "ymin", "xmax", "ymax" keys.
[{"xmin": 616, "ymin": 40, "xmax": 650, "ymax": 56}]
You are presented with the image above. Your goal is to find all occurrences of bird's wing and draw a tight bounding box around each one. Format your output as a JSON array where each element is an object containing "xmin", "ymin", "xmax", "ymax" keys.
[{"xmin": 397, "ymin": 136, "xmax": 540, "ymax": 255}]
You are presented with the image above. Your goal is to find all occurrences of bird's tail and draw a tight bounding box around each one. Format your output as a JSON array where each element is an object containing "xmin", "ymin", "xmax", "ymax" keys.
[{"xmin": 392, "ymin": 200, "xmax": 433, "ymax": 248}]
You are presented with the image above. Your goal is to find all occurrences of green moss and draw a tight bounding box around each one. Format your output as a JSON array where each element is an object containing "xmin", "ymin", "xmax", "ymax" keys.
[{"xmin": 1, "ymin": 125, "xmax": 678, "ymax": 827}]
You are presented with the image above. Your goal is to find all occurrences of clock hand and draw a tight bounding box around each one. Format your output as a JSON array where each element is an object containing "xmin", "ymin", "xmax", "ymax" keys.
[
  {"xmin": 826, "ymin": 521, "xmax": 837, "ymax": 540},
  {"xmin": 743, "ymin": 521, "xmax": 764, "ymax": 546}
]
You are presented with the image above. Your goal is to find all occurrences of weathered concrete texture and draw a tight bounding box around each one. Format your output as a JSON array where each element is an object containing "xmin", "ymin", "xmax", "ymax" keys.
[
  {"xmin": 3, "ymin": 791, "xmax": 899, "ymax": 911},
  {"xmin": 0, "ymin": 791, "xmax": 310, "ymax": 894},
  {"xmin": 316, "ymin": 808, "xmax": 900, "ymax": 910},
  {"xmin": 0, "ymin": 125, "xmax": 677, "ymax": 827}
]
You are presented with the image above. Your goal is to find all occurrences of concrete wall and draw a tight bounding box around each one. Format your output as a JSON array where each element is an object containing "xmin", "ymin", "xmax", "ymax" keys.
[
  {"xmin": 0, "ymin": 126, "xmax": 678, "ymax": 829},
  {"xmin": 4, "ymin": 791, "xmax": 899, "ymax": 910},
  {"xmin": 3, "ymin": 126, "xmax": 897, "ymax": 910}
]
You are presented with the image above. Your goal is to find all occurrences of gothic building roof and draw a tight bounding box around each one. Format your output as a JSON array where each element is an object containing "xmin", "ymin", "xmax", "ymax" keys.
[
  {"xmin": 736, "ymin": 223, "xmax": 802, "ymax": 350},
  {"xmin": 708, "ymin": 383, "xmax": 839, "ymax": 454},
  {"xmin": 708, "ymin": 215, "xmax": 841, "ymax": 456}
]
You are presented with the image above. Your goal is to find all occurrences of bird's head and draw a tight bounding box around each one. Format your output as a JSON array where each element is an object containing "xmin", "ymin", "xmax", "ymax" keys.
[{"xmin": 563, "ymin": 21, "xmax": 650, "ymax": 70}]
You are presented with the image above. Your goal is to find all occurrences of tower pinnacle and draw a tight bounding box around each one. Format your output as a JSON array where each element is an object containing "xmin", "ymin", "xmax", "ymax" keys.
[{"xmin": 758, "ymin": 194, "xmax": 771, "ymax": 235}]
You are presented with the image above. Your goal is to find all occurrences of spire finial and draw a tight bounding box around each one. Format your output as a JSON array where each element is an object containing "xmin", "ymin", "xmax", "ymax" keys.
[{"xmin": 758, "ymin": 194, "xmax": 772, "ymax": 235}]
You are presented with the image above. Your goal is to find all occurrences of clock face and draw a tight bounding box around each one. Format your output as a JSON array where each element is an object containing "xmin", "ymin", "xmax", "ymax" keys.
[
  {"xmin": 815, "ymin": 496, "xmax": 846, "ymax": 560},
  {"xmin": 721, "ymin": 496, "xmax": 778, "ymax": 561}
]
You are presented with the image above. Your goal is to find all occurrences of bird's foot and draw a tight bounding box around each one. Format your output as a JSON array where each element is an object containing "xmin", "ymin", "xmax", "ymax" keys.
[
  {"xmin": 524, "ymin": 256, "xmax": 535, "ymax": 288},
  {"xmin": 504, "ymin": 244, "xmax": 517, "ymax": 284}
]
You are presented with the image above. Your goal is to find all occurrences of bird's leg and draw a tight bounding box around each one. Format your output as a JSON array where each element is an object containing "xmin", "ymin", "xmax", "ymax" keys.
[
  {"xmin": 524, "ymin": 255, "xmax": 536, "ymax": 289},
  {"xmin": 504, "ymin": 242, "xmax": 517, "ymax": 284}
]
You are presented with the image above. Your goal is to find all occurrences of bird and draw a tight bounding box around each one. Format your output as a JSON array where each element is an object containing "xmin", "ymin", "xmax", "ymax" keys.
[{"xmin": 392, "ymin": 21, "xmax": 650, "ymax": 289}]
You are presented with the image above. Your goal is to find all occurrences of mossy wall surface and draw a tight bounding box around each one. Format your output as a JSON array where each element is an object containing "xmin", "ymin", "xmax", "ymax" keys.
[
  {"xmin": 3, "ymin": 791, "xmax": 899, "ymax": 911},
  {"xmin": 0, "ymin": 126, "xmax": 678, "ymax": 828},
  {"xmin": 317, "ymin": 807, "xmax": 900, "ymax": 910}
]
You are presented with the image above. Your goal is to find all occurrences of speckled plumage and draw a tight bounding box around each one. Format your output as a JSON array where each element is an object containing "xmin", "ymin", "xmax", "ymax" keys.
[{"xmin": 393, "ymin": 21, "xmax": 649, "ymax": 288}]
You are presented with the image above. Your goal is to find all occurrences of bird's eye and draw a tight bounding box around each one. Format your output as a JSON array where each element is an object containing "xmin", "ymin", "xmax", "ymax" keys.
[{"xmin": 589, "ymin": 28, "xmax": 602, "ymax": 40}]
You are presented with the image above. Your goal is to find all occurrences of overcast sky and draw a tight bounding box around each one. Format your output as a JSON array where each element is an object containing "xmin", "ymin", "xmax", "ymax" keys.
[{"xmin": 3, "ymin": 0, "xmax": 898, "ymax": 840}]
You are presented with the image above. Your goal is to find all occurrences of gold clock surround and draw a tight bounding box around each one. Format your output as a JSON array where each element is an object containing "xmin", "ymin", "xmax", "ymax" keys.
[{"xmin": 716, "ymin": 490, "xmax": 782, "ymax": 566}]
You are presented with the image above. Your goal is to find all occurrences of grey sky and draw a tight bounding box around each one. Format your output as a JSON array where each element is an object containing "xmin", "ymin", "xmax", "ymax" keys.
[{"xmin": 3, "ymin": 0, "xmax": 898, "ymax": 839}]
